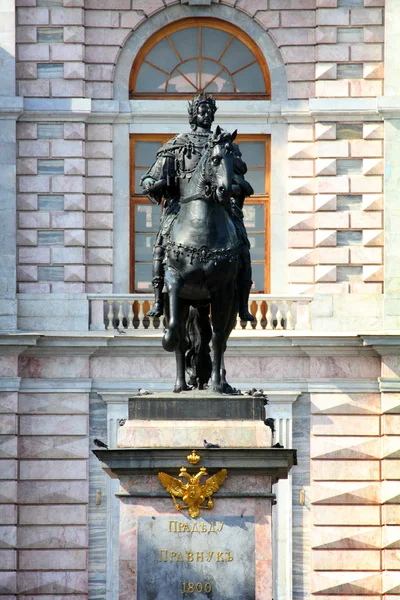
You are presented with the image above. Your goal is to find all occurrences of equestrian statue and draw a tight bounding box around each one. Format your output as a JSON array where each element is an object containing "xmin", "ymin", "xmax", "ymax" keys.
[{"xmin": 141, "ymin": 93, "xmax": 254, "ymax": 393}]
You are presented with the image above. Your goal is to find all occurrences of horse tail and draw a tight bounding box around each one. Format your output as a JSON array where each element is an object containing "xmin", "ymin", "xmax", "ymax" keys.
[{"xmin": 185, "ymin": 305, "xmax": 212, "ymax": 389}]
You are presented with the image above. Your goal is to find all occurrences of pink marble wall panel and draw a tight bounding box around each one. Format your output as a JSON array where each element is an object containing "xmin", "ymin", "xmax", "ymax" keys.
[
  {"xmin": 0, "ymin": 481, "xmax": 17, "ymax": 504},
  {"xmin": 311, "ymin": 392, "xmax": 381, "ymax": 415},
  {"xmin": 313, "ymin": 505, "xmax": 380, "ymax": 526},
  {"xmin": 312, "ymin": 414, "xmax": 380, "ymax": 436},
  {"xmin": 0, "ymin": 356, "xmax": 18, "ymax": 377},
  {"xmin": 19, "ymin": 436, "xmax": 88, "ymax": 459},
  {"xmin": 312, "ymin": 481, "xmax": 381, "ymax": 504},
  {"xmin": 0, "ymin": 525, "xmax": 17, "ymax": 548},
  {"xmin": 19, "ymin": 415, "xmax": 88, "ymax": 436},
  {"xmin": 18, "ymin": 526, "xmax": 88, "ymax": 549},
  {"xmin": 118, "ymin": 420, "xmax": 271, "ymax": 449},
  {"xmin": 312, "ymin": 459, "xmax": 380, "ymax": 481},
  {"xmin": 19, "ymin": 356, "xmax": 89, "ymax": 378},
  {"xmin": 18, "ymin": 480, "xmax": 88, "ymax": 504},
  {"xmin": 313, "ymin": 549, "xmax": 381, "ymax": 571},
  {"xmin": 19, "ymin": 549, "xmax": 87, "ymax": 570},
  {"xmin": 90, "ymin": 355, "xmax": 175, "ymax": 379},
  {"xmin": 19, "ymin": 505, "xmax": 87, "ymax": 525},
  {"xmin": 312, "ymin": 526, "xmax": 381, "ymax": 550},
  {"xmin": 0, "ymin": 504, "xmax": 17, "ymax": 526},
  {"xmin": 17, "ymin": 571, "xmax": 88, "ymax": 594},
  {"xmin": 19, "ymin": 459, "xmax": 87, "ymax": 480},
  {"xmin": 310, "ymin": 356, "xmax": 381, "ymax": 379},
  {"xmin": 0, "ymin": 392, "xmax": 18, "ymax": 413},
  {"xmin": 225, "ymin": 355, "xmax": 310, "ymax": 379},
  {"xmin": 0, "ymin": 415, "xmax": 17, "ymax": 435},
  {"xmin": 311, "ymin": 435, "xmax": 381, "ymax": 460},
  {"xmin": 0, "ymin": 436, "xmax": 18, "ymax": 459},
  {"xmin": 18, "ymin": 393, "xmax": 88, "ymax": 414},
  {"xmin": 0, "ymin": 571, "xmax": 16, "ymax": 594},
  {"xmin": 382, "ymin": 356, "xmax": 400, "ymax": 378}
]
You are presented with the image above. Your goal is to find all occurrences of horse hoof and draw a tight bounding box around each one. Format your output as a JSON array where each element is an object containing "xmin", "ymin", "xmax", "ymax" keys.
[
  {"xmin": 173, "ymin": 382, "xmax": 191, "ymax": 393},
  {"xmin": 211, "ymin": 383, "xmax": 224, "ymax": 394}
]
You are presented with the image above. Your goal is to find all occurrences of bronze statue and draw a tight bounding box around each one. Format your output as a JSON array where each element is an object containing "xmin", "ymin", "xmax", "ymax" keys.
[{"xmin": 141, "ymin": 93, "xmax": 255, "ymax": 393}]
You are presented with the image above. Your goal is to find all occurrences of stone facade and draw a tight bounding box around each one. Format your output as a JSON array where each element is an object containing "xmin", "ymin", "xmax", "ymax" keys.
[{"xmin": 0, "ymin": 1, "xmax": 400, "ymax": 600}]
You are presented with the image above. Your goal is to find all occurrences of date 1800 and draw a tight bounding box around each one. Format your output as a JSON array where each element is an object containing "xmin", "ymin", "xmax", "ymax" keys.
[{"xmin": 182, "ymin": 582, "xmax": 212, "ymax": 594}]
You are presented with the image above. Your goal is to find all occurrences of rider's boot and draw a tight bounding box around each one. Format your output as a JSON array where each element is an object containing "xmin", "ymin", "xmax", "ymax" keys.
[
  {"xmin": 147, "ymin": 246, "xmax": 164, "ymax": 318},
  {"xmin": 238, "ymin": 257, "xmax": 255, "ymax": 321},
  {"xmin": 239, "ymin": 279, "xmax": 255, "ymax": 321}
]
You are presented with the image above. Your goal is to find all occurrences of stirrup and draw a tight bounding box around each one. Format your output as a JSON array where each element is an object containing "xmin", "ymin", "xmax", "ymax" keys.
[{"xmin": 239, "ymin": 308, "xmax": 255, "ymax": 322}]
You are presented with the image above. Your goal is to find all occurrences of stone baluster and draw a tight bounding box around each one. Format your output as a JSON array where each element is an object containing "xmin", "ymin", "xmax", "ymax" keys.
[
  {"xmin": 235, "ymin": 313, "xmax": 242, "ymax": 330},
  {"xmin": 117, "ymin": 301, "xmax": 124, "ymax": 330},
  {"xmin": 286, "ymin": 301, "xmax": 294, "ymax": 331},
  {"xmin": 106, "ymin": 300, "xmax": 114, "ymax": 330},
  {"xmin": 147, "ymin": 300, "xmax": 155, "ymax": 330},
  {"xmin": 137, "ymin": 300, "xmax": 145, "ymax": 330},
  {"xmin": 276, "ymin": 301, "xmax": 283, "ymax": 330},
  {"xmin": 266, "ymin": 302, "xmax": 273, "ymax": 330},
  {"xmin": 127, "ymin": 301, "xmax": 134, "ymax": 330},
  {"xmin": 255, "ymin": 300, "xmax": 263, "ymax": 330}
]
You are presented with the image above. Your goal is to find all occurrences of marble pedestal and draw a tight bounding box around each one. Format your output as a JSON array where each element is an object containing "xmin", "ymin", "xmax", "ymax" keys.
[{"xmin": 94, "ymin": 393, "xmax": 297, "ymax": 600}]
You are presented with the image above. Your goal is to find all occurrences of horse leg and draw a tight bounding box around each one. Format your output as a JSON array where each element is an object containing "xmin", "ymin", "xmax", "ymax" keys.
[
  {"xmin": 162, "ymin": 269, "xmax": 183, "ymax": 352},
  {"xmin": 210, "ymin": 283, "xmax": 234, "ymax": 393},
  {"xmin": 174, "ymin": 302, "xmax": 190, "ymax": 393}
]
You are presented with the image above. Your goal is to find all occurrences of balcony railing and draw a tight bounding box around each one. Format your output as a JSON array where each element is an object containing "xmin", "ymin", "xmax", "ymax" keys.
[{"xmin": 88, "ymin": 294, "xmax": 312, "ymax": 332}]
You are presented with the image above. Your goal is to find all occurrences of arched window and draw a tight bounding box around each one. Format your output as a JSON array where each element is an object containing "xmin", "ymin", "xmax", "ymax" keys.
[{"xmin": 129, "ymin": 18, "xmax": 270, "ymax": 99}]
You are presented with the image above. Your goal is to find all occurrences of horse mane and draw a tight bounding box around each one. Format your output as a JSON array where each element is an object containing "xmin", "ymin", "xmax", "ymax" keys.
[{"xmin": 194, "ymin": 129, "xmax": 234, "ymax": 196}]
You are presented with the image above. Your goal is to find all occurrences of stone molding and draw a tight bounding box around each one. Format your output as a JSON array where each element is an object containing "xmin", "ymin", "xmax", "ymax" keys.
[
  {"xmin": 0, "ymin": 377, "xmax": 21, "ymax": 391},
  {"xmin": 0, "ymin": 96, "xmax": 24, "ymax": 120},
  {"xmin": 19, "ymin": 377, "xmax": 92, "ymax": 392},
  {"xmin": 14, "ymin": 98, "xmax": 388, "ymax": 125}
]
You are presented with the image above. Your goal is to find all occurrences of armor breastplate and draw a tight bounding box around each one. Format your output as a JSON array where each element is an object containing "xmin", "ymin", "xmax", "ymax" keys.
[{"xmin": 177, "ymin": 133, "xmax": 210, "ymax": 181}]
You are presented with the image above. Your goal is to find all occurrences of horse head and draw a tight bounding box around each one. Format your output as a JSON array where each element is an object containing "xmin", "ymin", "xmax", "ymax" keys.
[{"xmin": 205, "ymin": 126, "xmax": 237, "ymax": 205}]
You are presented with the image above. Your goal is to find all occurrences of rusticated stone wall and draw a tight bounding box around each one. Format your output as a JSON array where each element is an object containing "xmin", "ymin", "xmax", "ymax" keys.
[{"xmin": 14, "ymin": 0, "xmax": 385, "ymax": 294}]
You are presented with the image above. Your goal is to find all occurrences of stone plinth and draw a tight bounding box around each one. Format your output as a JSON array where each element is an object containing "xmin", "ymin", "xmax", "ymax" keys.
[{"xmin": 93, "ymin": 392, "xmax": 296, "ymax": 600}]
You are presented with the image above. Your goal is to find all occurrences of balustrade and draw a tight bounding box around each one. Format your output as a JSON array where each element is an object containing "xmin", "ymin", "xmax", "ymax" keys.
[{"xmin": 88, "ymin": 294, "xmax": 312, "ymax": 332}]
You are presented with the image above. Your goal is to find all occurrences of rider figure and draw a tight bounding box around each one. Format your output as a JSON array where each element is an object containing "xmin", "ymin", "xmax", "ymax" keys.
[{"xmin": 141, "ymin": 92, "xmax": 255, "ymax": 321}]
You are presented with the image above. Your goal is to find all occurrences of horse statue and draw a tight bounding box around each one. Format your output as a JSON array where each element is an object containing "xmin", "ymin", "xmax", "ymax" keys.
[{"xmin": 161, "ymin": 127, "xmax": 240, "ymax": 393}]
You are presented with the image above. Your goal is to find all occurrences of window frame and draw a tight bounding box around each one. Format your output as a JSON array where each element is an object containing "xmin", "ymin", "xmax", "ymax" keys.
[
  {"xmin": 129, "ymin": 17, "xmax": 271, "ymax": 100},
  {"xmin": 129, "ymin": 133, "xmax": 271, "ymax": 294}
]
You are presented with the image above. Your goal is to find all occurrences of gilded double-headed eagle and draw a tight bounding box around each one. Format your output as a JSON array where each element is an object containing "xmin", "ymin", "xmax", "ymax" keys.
[{"xmin": 158, "ymin": 466, "xmax": 227, "ymax": 518}]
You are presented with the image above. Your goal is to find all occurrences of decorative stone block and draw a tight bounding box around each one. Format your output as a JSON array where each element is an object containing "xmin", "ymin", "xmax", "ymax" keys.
[
  {"xmin": 19, "ymin": 504, "xmax": 87, "ymax": 525},
  {"xmin": 364, "ymin": 25, "xmax": 384, "ymax": 43},
  {"xmin": 19, "ymin": 141, "xmax": 49, "ymax": 158},
  {"xmin": 315, "ymin": 230, "xmax": 337, "ymax": 246},
  {"xmin": 17, "ymin": 229, "xmax": 38, "ymax": 246},
  {"xmin": 350, "ymin": 140, "xmax": 382, "ymax": 157},
  {"xmin": 18, "ymin": 480, "xmax": 88, "ymax": 505},
  {"xmin": 64, "ymin": 62, "xmax": 85, "ymax": 80},
  {"xmin": 317, "ymin": 247, "xmax": 349, "ymax": 264},
  {"xmin": 288, "ymin": 177, "xmax": 317, "ymax": 195},
  {"xmin": 311, "ymin": 435, "xmax": 381, "ymax": 460},
  {"xmin": 17, "ymin": 158, "xmax": 37, "ymax": 176},
  {"xmin": 87, "ymin": 266, "xmax": 112, "ymax": 283},
  {"xmin": 316, "ymin": 80, "xmax": 349, "ymax": 97},
  {"xmin": 85, "ymin": 46, "xmax": 120, "ymax": 64},
  {"xmin": 317, "ymin": 211, "xmax": 349, "ymax": 229},
  {"xmin": 316, "ymin": 62, "xmax": 337, "ymax": 80},
  {"xmin": 289, "ymin": 160, "xmax": 314, "ymax": 177},
  {"xmin": 87, "ymin": 124, "xmax": 112, "ymax": 141},
  {"xmin": 289, "ymin": 195, "xmax": 314, "ymax": 212},
  {"xmin": 364, "ymin": 123, "xmax": 383, "ymax": 140},
  {"xmin": 315, "ymin": 265, "xmax": 336, "ymax": 282},
  {"xmin": 312, "ymin": 505, "xmax": 380, "ymax": 525},
  {"xmin": 315, "ymin": 123, "xmax": 336, "ymax": 140},
  {"xmin": 51, "ymin": 176, "xmax": 84, "ymax": 194},
  {"xmin": 350, "ymin": 247, "xmax": 382, "ymax": 265},
  {"xmin": 17, "ymin": 194, "xmax": 38, "ymax": 210},
  {"xmin": 64, "ymin": 265, "xmax": 85, "ymax": 281},
  {"xmin": 86, "ymin": 248, "xmax": 113, "ymax": 265},
  {"xmin": 51, "ymin": 212, "xmax": 84, "ymax": 228},
  {"xmin": 86, "ymin": 141, "xmax": 113, "ymax": 159},
  {"xmin": 87, "ymin": 230, "xmax": 112, "ymax": 247},
  {"xmin": 19, "ymin": 549, "xmax": 87, "ymax": 570},
  {"xmin": 316, "ymin": 8, "xmax": 349, "ymax": 25},
  {"xmin": 64, "ymin": 194, "xmax": 85, "ymax": 211},
  {"xmin": 17, "ymin": 7, "xmax": 49, "ymax": 25},
  {"xmin": 16, "ymin": 61, "xmax": 37, "ymax": 79},
  {"xmin": 64, "ymin": 159, "xmax": 85, "ymax": 176},
  {"xmin": 312, "ymin": 414, "xmax": 380, "ymax": 436},
  {"xmin": 350, "ymin": 211, "xmax": 382, "ymax": 228},
  {"xmin": 51, "ymin": 80, "xmax": 85, "ymax": 97},
  {"xmin": 85, "ymin": 10, "xmax": 120, "ymax": 28},
  {"xmin": 51, "ymin": 247, "xmax": 84, "ymax": 264},
  {"xmin": 20, "ymin": 459, "xmax": 86, "ymax": 482},
  {"xmin": 315, "ymin": 194, "xmax": 337, "ymax": 211},
  {"xmin": 64, "ymin": 123, "xmax": 85, "ymax": 141},
  {"xmin": 288, "ymin": 231, "xmax": 314, "ymax": 247},
  {"xmin": 317, "ymin": 140, "xmax": 349, "ymax": 158},
  {"xmin": 64, "ymin": 25, "xmax": 85, "ymax": 43},
  {"xmin": 19, "ymin": 415, "xmax": 88, "ymax": 436},
  {"xmin": 313, "ymin": 549, "xmax": 380, "ymax": 571},
  {"xmin": 64, "ymin": 230, "xmax": 85, "ymax": 246},
  {"xmin": 19, "ymin": 248, "xmax": 50, "ymax": 264},
  {"xmin": 50, "ymin": 7, "xmax": 83, "ymax": 25},
  {"xmin": 315, "ymin": 159, "xmax": 337, "ymax": 176},
  {"xmin": 350, "ymin": 7, "xmax": 383, "ymax": 25},
  {"xmin": 19, "ymin": 80, "xmax": 51, "ymax": 97},
  {"xmin": 17, "ymin": 571, "xmax": 88, "ymax": 595},
  {"xmin": 363, "ymin": 158, "xmax": 383, "ymax": 175},
  {"xmin": 350, "ymin": 175, "xmax": 382, "ymax": 193},
  {"xmin": 312, "ymin": 459, "xmax": 380, "ymax": 481},
  {"xmin": 288, "ymin": 249, "xmax": 316, "ymax": 266},
  {"xmin": 85, "ymin": 213, "xmax": 113, "ymax": 230}
]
